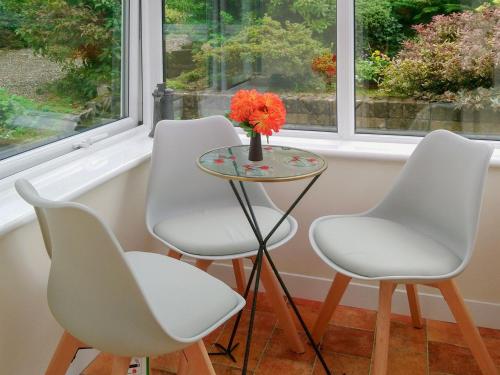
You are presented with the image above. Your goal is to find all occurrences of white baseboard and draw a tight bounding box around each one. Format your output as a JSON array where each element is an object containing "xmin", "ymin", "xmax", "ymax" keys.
[{"xmin": 206, "ymin": 261, "xmax": 500, "ymax": 330}]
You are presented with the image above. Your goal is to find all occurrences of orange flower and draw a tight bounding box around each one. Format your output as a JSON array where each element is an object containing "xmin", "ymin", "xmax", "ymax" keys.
[
  {"xmin": 311, "ymin": 53, "xmax": 337, "ymax": 86},
  {"xmin": 249, "ymin": 93, "xmax": 286, "ymax": 136},
  {"xmin": 228, "ymin": 89, "xmax": 286, "ymax": 136},
  {"xmin": 228, "ymin": 89, "xmax": 264, "ymax": 123}
]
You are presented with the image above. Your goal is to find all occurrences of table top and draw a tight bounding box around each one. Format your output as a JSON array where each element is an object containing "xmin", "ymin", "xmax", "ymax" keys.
[{"xmin": 197, "ymin": 145, "xmax": 327, "ymax": 182}]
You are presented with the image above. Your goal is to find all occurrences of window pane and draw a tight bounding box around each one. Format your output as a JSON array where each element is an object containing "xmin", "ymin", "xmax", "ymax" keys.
[
  {"xmin": 163, "ymin": 0, "xmax": 337, "ymax": 132},
  {"xmin": 355, "ymin": 1, "xmax": 499, "ymax": 138},
  {"xmin": 0, "ymin": 0, "xmax": 126, "ymax": 160}
]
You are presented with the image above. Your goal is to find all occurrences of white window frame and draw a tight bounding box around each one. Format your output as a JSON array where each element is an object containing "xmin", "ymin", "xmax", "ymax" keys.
[
  {"xmin": 271, "ymin": 0, "xmax": 424, "ymax": 146},
  {"xmin": 275, "ymin": 0, "xmax": 499, "ymax": 148},
  {"xmin": 0, "ymin": 0, "xmax": 142, "ymax": 180},
  {"xmin": 157, "ymin": 0, "xmax": 433, "ymax": 147}
]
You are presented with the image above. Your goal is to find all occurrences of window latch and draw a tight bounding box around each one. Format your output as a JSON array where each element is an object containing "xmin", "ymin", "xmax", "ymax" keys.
[{"xmin": 72, "ymin": 133, "xmax": 109, "ymax": 150}]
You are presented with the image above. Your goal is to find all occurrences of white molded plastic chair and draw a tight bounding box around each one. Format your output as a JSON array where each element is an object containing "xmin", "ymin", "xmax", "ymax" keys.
[
  {"xmin": 16, "ymin": 179, "xmax": 245, "ymax": 375},
  {"xmin": 309, "ymin": 130, "xmax": 497, "ymax": 375},
  {"xmin": 146, "ymin": 116, "xmax": 305, "ymax": 353}
]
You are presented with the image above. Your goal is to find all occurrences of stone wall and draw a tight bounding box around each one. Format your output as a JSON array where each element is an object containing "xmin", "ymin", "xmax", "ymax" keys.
[
  {"xmin": 172, "ymin": 91, "xmax": 499, "ymax": 134},
  {"xmin": 356, "ymin": 99, "xmax": 499, "ymax": 134}
]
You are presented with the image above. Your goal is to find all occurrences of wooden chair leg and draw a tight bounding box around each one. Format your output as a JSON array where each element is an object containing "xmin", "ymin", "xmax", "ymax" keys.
[
  {"xmin": 195, "ymin": 259, "xmax": 213, "ymax": 271},
  {"xmin": 259, "ymin": 256, "xmax": 305, "ymax": 354},
  {"xmin": 232, "ymin": 259, "xmax": 246, "ymax": 295},
  {"xmin": 183, "ymin": 340, "xmax": 216, "ymax": 375},
  {"xmin": 45, "ymin": 331, "xmax": 85, "ymax": 375},
  {"xmin": 111, "ymin": 356, "xmax": 131, "ymax": 375},
  {"xmin": 168, "ymin": 249, "xmax": 182, "ymax": 260},
  {"xmin": 406, "ymin": 284, "xmax": 424, "ymax": 329},
  {"xmin": 437, "ymin": 280, "xmax": 498, "ymax": 375},
  {"xmin": 312, "ymin": 273, "xmax": 351, "ymax": 343},
  {"xmin": 372, "ymin": 282, "xmax": 396, "ymax": 375},
  {"xmin": 177, "ymin": 351, "xmax": 189, "ymax": 375}
]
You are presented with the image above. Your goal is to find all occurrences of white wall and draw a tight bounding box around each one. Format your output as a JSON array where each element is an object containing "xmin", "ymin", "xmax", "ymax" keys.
[{"xmin": 1, "ymin": 154, "xmax": 500, "ymax": 374}]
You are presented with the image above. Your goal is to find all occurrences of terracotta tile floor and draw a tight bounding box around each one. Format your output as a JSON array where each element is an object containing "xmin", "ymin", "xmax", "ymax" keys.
[{"xmin": 83, "ymin": 293, "xmax": 500, "ymax": 375}]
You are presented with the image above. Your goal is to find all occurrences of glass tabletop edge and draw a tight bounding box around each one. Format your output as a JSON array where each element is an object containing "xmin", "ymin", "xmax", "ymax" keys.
[{"xmin": 196, "ymin": 157, "xmax": 328, "ymax": 183}]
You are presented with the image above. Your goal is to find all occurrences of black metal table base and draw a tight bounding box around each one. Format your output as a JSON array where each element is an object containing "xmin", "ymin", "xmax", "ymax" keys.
[
  {"xmin": 208, "ymin": 175, "xmax": 331, "ymax": 375},
  {"xmin": 209, "ymin": 342, "xmax": 240, "ymax": 363}
]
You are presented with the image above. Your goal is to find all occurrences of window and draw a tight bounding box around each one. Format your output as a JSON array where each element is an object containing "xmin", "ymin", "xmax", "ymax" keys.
[
  {"xmin": 0, "ymin": 0, "xmax": 134, "ymax": 164},
  {"xmin": 355, "ymin": 0, "xmax": 500, "ymax": 139},
  {"xmin": 163, "ymin": 0, "xmax": 337, "ymax": 132}
]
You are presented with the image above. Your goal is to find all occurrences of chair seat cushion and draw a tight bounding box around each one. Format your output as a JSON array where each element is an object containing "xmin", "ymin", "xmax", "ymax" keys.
[
  {"xmin": 154, "ymin": 206, "xmax": 292, "ymax": 257},
  {"xmin": 126, "ymin": 251, "xmax": 244, "ymax": 340},
  {"xmin": 311, "ymin": 216, "xmax": 462, "ymax": 279}
]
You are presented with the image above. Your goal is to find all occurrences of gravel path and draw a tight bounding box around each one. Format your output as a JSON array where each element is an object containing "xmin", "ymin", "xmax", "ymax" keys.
[{"xmin": 0, "ymin": 48, "xmax": 63, "ymax": 100}]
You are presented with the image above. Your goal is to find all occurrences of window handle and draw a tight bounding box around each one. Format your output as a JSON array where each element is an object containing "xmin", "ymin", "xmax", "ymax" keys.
[{"xmin": 72, "ymin": 133, "xmax": 109, "ymax": 150}]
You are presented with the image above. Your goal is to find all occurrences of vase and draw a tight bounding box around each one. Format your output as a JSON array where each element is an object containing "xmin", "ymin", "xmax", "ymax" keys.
[{"xmin": 248, "ymin": 133, "xmax": 263, "ymax": 162}]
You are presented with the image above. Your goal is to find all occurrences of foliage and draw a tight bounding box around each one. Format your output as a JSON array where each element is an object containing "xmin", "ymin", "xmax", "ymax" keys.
[
  {"xmin": 356, "ymin": 0, "xmax": 403, "ymax": 55},
  {"xmin": 290, "ymin": 0, "xmax": 336, "ymax": 33},
  {"xmin": 450, "ymin": 87, "xmax": 500, "ymax": 111},
  {"xmin": 0, "ymin": 1, "xmax": 26, "ymax": 48},
  {"xmin": 196, "ymin": 16, "xmax": 327, "ymax": 88},
  {"xmin": 164, "ymin": 0, "xmax": 206, "ymax": 24},
  {"xmin": 1, "ymin": 0, "xmax": 122, "ymax": 109},
  {"xmin": 390, "ymin": 0, "xmax": 473, "ymax": 32},
  {"xmin": 168, "ymin": 68, "xmax": 209, "ymax": 91},
  {"xmin": 165, "ymin": 8, "xmax": 190, "ymax": 24},
  {"xmin": 356, "ymin": 50, "xmax": 391, "ymax": 86},
  {"xmin": 0, "ymin": 87, "xmax": 76, "ymax": 128},
  {"xmin": 0, "ymin": 88, "xmax": 25, "ymax": 127},
  {"xmin": 311, "ymin": 53, "xmax": 337, "ymax": 87},
  {"xmin": 0, "ymin": 125, "xmax": 46, "ymax": 144},
  {"xmin": 380, "ymin": 6, "xmax": 499, "ymax": 98}
]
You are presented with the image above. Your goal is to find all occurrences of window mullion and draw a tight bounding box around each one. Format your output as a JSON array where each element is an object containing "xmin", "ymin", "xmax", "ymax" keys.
[
  {"xmin": 336, "ymin": 0, "xmax": 355, "ymax": 140},
  {"xmin": 141, "ymin": 0, "xmax": 164, "ymax": 129}
]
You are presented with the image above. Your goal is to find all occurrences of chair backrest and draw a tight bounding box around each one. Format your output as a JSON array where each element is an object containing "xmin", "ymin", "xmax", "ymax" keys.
[
  {"xmin": 146, "ymin": 116, "xmax": 275, "ymax": 230},
  {"xmin": 370, "ymin": 130, "xmax": 493, "ymax": 266},
  {"xmin": 15, "ymin": 179, "xmax": 172, "ymax": 355}
]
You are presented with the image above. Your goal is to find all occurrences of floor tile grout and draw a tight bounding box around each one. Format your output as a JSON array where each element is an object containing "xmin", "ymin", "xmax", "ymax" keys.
[{"xmin": 84, "ymin": 294, "xmax": 500, "ymax": 375}]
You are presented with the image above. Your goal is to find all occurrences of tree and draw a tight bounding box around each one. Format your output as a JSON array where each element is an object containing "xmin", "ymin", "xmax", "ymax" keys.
[{"xmin": 1, "ymin": 0, "xmax": 122, "ymax": 104}]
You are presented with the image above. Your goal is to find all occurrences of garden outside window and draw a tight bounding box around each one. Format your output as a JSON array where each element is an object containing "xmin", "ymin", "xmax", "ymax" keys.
[
  {"xmin": 355, "ymin": 0, "xmax": 500, "ymax": 139},
  {"xmin": 162, "ymin": 0, "xmax": 499, "ymax": 141},
  {"xmin": 0, "ymin": 0, "xmax": 139, "ymax": 178},
  {"xmin": 162, "ymin": 0, "xmax": 338, "ymax": 132}
]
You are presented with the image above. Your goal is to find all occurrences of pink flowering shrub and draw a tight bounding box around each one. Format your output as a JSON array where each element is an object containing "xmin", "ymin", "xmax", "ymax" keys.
[{"xmin": 381, "ymin": 6, "xmax": 500, "ymax": 99}]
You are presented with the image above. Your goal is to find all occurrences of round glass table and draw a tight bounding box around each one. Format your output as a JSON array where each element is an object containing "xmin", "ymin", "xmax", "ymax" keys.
[
  {"xmin": 197, "ymin": 145, "xmax": 331, "ymax": 375},
  {"xmin": 198, "ymin": 145, "xmax": 327, "ymax": 182}
]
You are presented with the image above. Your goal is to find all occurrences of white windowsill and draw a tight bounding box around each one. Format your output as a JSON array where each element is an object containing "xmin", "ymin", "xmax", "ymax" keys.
[{"xmin": 1, "ymin": 125, "xmax": 500, "ymax": 237}]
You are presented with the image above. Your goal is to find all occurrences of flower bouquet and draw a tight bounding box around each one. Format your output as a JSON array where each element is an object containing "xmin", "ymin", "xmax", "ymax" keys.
[{"xmin": 228, "ymin": 89, "xmax": 286, "ymax": 161}]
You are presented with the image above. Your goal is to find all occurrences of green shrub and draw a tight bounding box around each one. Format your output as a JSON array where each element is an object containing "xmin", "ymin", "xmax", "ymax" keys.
[
  {"xmin": 390, "ymin": 0, "xmax": 473, "ymax": 32},
  {"xmin": 0, "ymin": 1, "xmax": 26, "ymax": 48},
  {"xmin": 164, "ymin": 0, "xmax": 206, "ymax": 24},
  {"xmin": 356, "ymin": 0, "xmax": 403, "ymax": 55},
  {"xmin": 196, "ymin": 16, "xmax": 327, "ymax": 89},
  {"xmin": 381, "ymin": 6, "xmax": 499, "ymax": 98},
  {"xmin": 0, "ymin": 88, "xmax": 25, "ymax": 127},
  {"xmin": 168, "ymin": 68, "xmax": 208, "ymax": 90},
  {"xmin": 356, "ymin": 50, "xmax": 391, "ymax": 86},
  {"xmin": 290, "ymin": 0, "xmax": 336, "ymax": 33}
]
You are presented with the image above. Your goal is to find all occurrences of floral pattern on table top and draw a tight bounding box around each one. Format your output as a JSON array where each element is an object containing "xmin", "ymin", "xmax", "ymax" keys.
[
  {"xmin": 238, "ymin": 163, "xmax": 273, "ymax": 177},
  {"xmin": 284, "ymin": 155, "xmax": 320, "ymax": 168},
  {"xmin": 200, "ymin": 152, "xmax": 237, "ymax": 165},
  {"xmin": 198, "ymin": 145, "xmax": 326, "ymax": 181}
]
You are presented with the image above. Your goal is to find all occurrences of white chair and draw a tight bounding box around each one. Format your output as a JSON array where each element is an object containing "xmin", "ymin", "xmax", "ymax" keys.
[
  {"xmin": 146, "ymin": 116, "xmax": 305, "ymax": 353},
  {"xmin": 309, "ymin": 130, "xmax": 497, "ymax": 375},
  {"xmin": 15, "ymin": 179, "xmax": 245, "ymax": 375}
]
